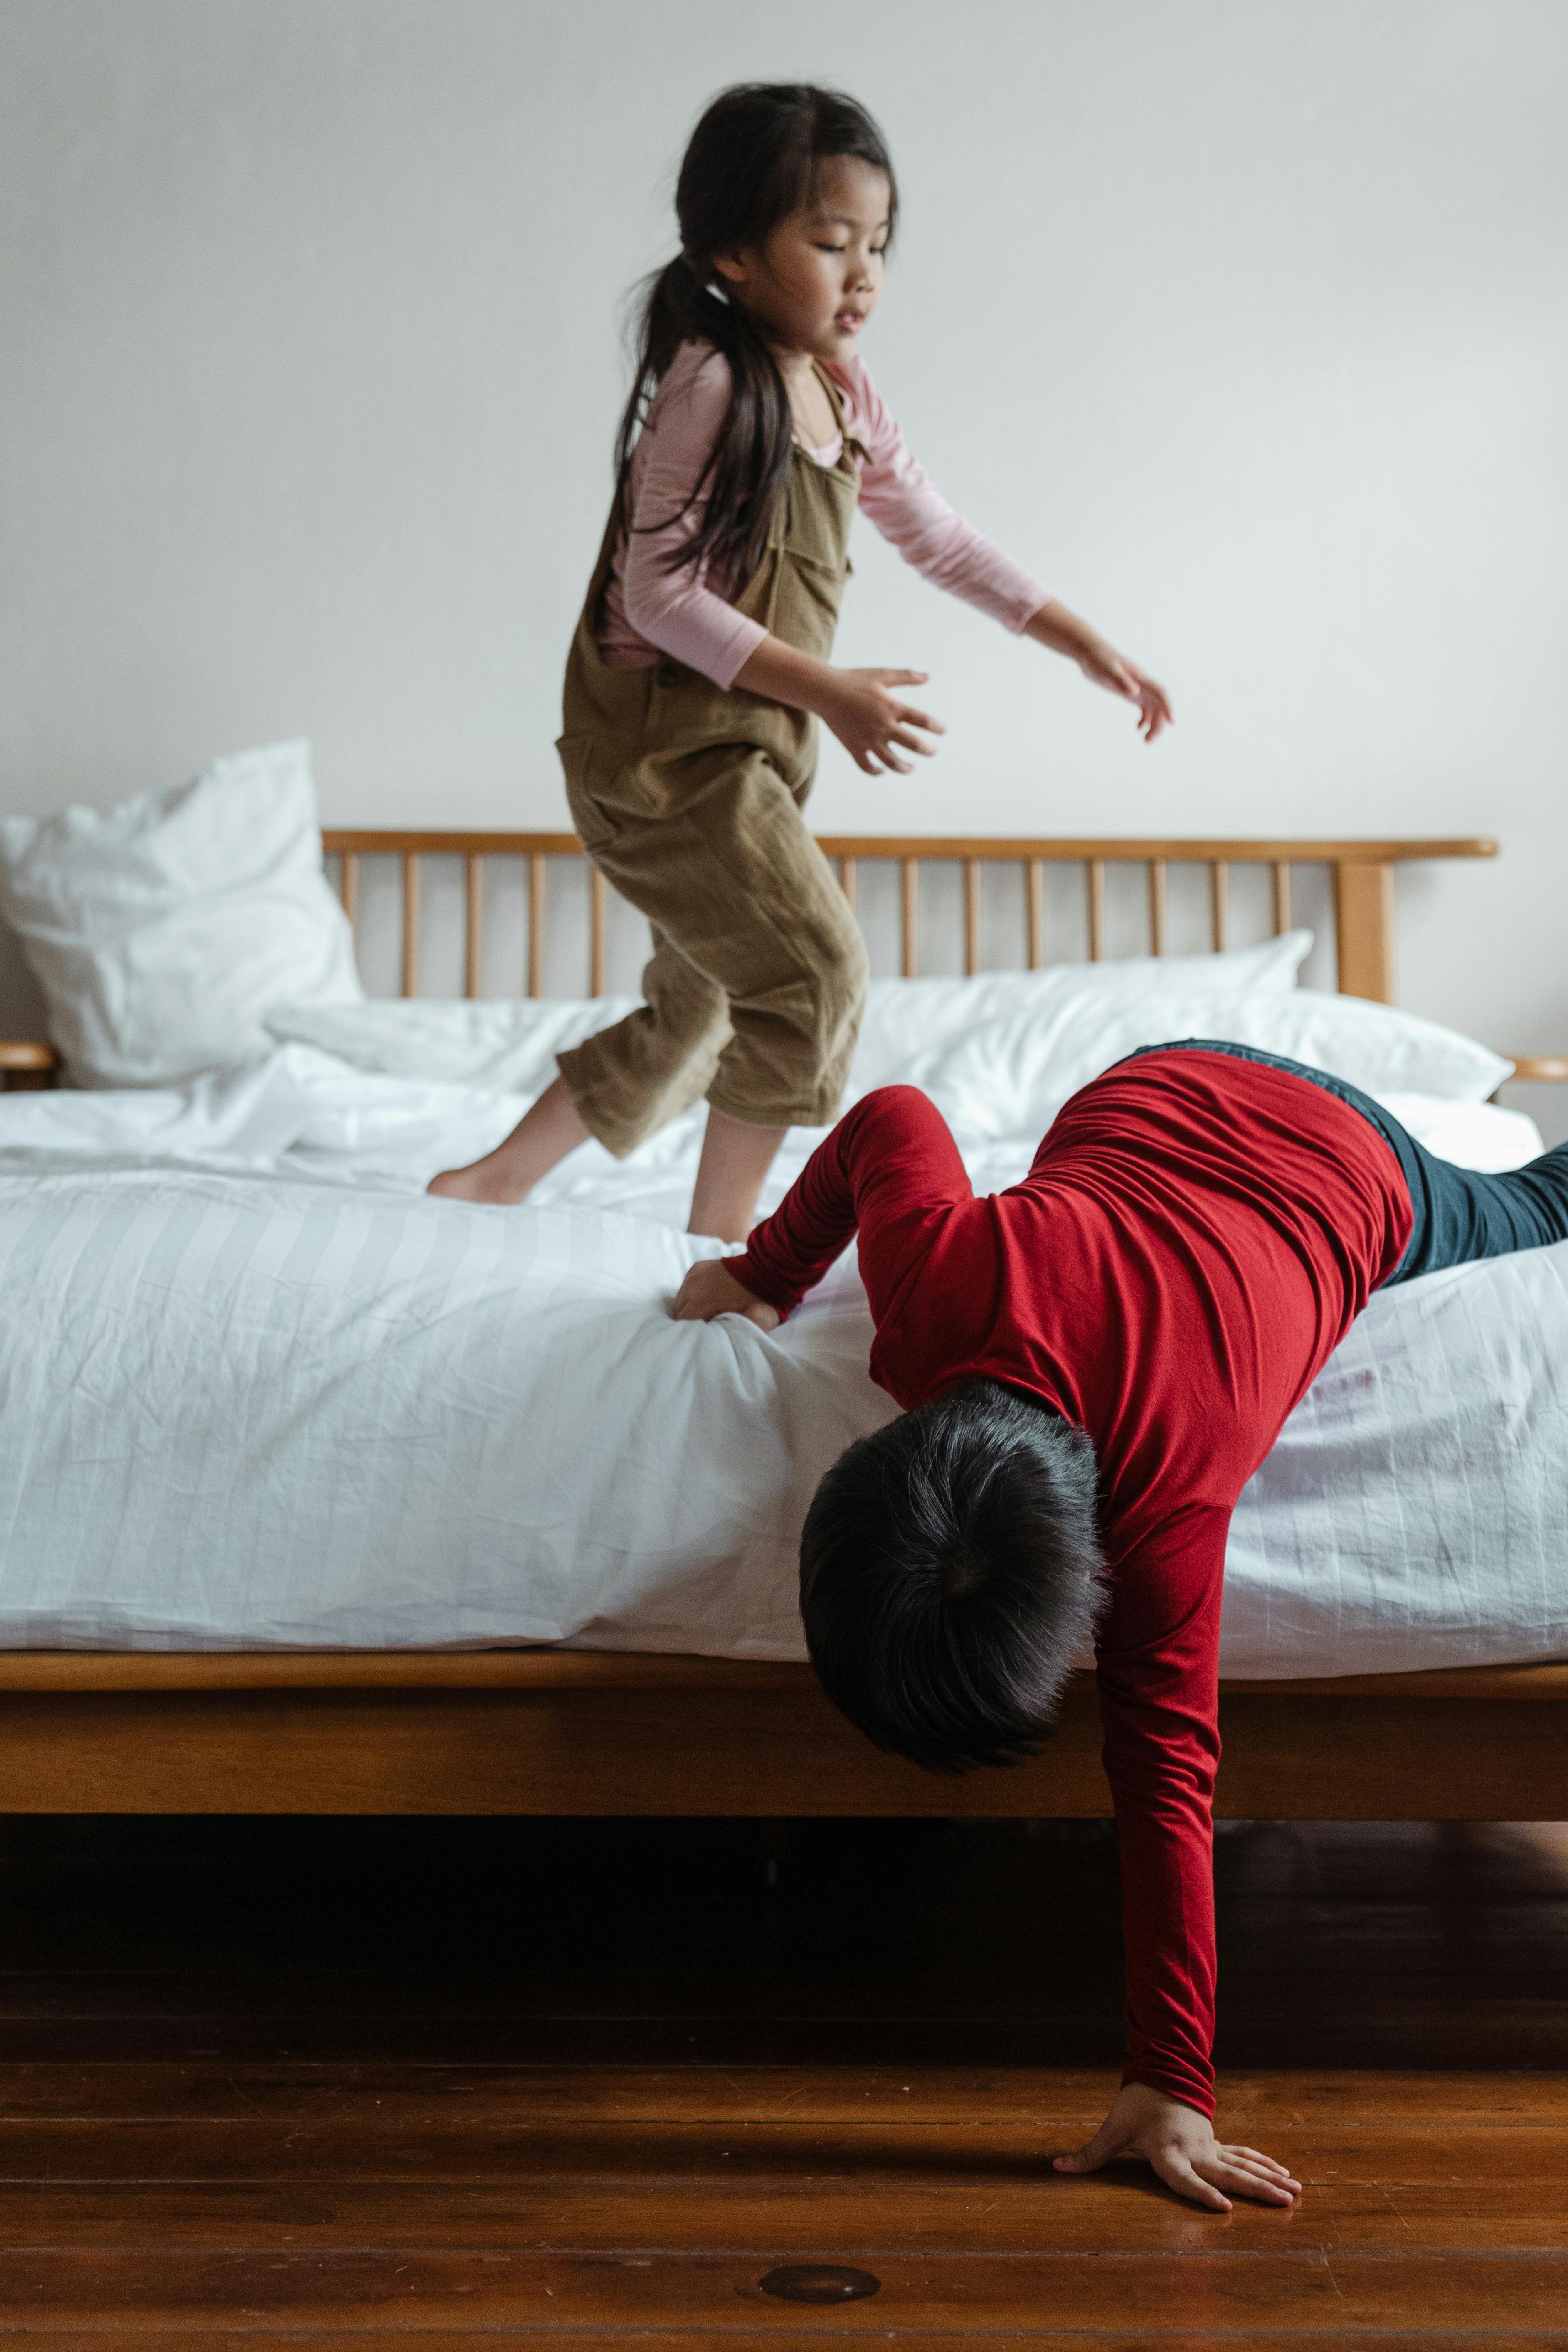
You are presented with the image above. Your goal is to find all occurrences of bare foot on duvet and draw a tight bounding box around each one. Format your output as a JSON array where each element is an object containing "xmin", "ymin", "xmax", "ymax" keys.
[
  {"xmin": 426, "ymin": 1154, "xmax": 531, "ymax": 1204},
  {"xmin": 426, "ymin": 1076, "xmax": 592, "ymax": 1204}
]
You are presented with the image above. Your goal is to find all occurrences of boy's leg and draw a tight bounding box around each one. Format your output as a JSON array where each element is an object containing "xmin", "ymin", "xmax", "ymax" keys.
[{"xmin": 1384, "ymin": 1132, "xmax": 1568, "ymax": 1284}]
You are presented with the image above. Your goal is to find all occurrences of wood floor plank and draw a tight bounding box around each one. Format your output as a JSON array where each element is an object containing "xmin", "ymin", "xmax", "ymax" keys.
[
  {"xmin": 2, "ymin": 2116, "xmax": 1568, "ymax": 2192},
  {"xmin": 13, "ymin": 2338, "xmax": 1568, "ymax": 2352},
  {"xmin": 0, "ymin": 2248, "xmax": 1567, "ymax": 2331},
  {"xmin": 0, "ymin": 2061, "xmax": 1562, "ymax": 2127},
  {"xmin": 0, "ymin": 2060, "xmax": 1119, "ymax": 2125},
  {"xmin": 5, "ymin": 2339, "xmax": 1567, "ymax": 2352},
  {"xmin": 1219, "ymin": 2071, "xmax": 1568, "ymax": 2127},
  {"xmin": 1, "ymin": 2174, "xmax": 1568, "ymax": 2253}
]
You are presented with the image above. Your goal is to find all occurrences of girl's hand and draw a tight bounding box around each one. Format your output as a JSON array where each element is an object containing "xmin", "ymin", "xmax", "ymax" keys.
[
  {"xmin": 670, "ymin": 1260, "xmax": 780, "ymax": 1330},
  {"xmin": 1023, "ymin": 599, "xmax": 1173, "ymax": 742},
  {"xmin": 1071, "ymin": 639, "xmax": 1174, "ymax": 743},
  {"xmin": 816, "ymin": 668, "xmax": 947, "ymax": 776},
  {"xmin": 1053, "ymin": 2081, "xmax": 1300, "ymax": 2213}
]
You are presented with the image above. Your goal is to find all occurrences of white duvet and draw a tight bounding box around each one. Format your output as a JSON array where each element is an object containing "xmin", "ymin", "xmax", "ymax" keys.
[{"xmin": 0, "ymin": 1042, "xmax": 1563, "ymax": 1676}]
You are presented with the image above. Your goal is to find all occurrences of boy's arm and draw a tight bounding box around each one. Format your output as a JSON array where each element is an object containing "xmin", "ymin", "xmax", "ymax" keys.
[
  {"xmin": 1092, "ymin": 1506, "xmax": 1230, "ymax": 2118},
  {"xmin": 1059, "ymin": 1507, "xmax": 1299, "ymax": 2210},
  {"xmin": 723, "ymin": 1085, "xmax": 971, "ymax": 1321}
]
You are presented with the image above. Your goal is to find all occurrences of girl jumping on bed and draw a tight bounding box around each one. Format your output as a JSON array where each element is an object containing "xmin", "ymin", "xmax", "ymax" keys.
[{"xmin": 429, "ymin": 82, "xmax": 1171, "ymax": 1234}]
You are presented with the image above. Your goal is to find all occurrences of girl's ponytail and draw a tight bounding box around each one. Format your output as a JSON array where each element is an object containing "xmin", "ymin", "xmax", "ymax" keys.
[{"xmin": 608, "ymin": 85, "xmax": 897, "ymax": 599}]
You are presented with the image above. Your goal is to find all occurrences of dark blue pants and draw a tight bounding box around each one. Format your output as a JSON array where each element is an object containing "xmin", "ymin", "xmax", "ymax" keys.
[{"xmin": 1128, "ymin": 1040, "xmax": 1568, "ymax": 1286}]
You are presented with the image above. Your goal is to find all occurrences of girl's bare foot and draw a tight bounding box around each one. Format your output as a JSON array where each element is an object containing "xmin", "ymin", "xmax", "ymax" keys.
[
  {"xmin": 427, "ymin": 1151, "xmax": 534, "ymax": 1205},
  {"xmin": 426, "ymin": 1075, "xmax": 592, "ymax": 1205}
]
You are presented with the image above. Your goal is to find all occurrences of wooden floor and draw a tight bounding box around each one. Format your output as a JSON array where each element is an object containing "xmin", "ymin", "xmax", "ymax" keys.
[{"xmin": 0, "ymin": 1810, "xmax": 1564, "ymax": 2342}]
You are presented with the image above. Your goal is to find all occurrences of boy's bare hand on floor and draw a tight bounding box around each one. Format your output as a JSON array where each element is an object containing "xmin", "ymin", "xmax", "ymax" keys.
[
  {"xmin": 670, "ymin": 1260, "xmax": 781, "ymax": 1331},
  {"xmin": 1053, "ymin": 2081, "xmax": 1300, "ymax": 2212}
]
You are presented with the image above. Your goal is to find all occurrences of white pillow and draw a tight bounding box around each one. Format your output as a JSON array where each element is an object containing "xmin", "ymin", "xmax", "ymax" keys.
[
  {"xmin": 271, "ymin": 939, "xmax": 1512, "ymax": 1157},
  {"xmin": 1183, "ymin": 992, "xmax": 1511, "ymax": 1104},
  {"xmin": 0, "ymin": 742, "xmax": 362, "ymax": 1087},
  {"xmin": 843, "ymin": 935, "xmax": 1312, "ymax": 1120},
  {"xmin": 269, "ymin": 993, "xmax": 642, "ymax": 1098},
  {"xmin": 269, "ymin": 936, "xmax": 1311, "ymax": 1107},
  {"xmin": 1378, "ymin": 1094, "xmax": 1541, "ymax": 1173},
  {"xmin": 927, "ymin": 978, "xmax": 1513, "ymax": 1139}
]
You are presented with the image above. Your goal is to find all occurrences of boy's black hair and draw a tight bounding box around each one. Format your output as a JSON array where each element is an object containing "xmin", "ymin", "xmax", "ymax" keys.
[{"xmin": 799, "ymin": 1378, "xmax": 1105, "ymax": 1775}]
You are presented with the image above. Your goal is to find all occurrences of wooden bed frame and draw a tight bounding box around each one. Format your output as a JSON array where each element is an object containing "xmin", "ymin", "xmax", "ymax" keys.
[{"xmin": 2, "ymin": 828, "xmax": 1566, "ymax": 1821}]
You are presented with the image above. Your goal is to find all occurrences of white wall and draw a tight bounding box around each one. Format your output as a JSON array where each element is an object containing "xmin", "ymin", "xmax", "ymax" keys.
[{"xmin": 3, "ymin": 0, "xmax": 1565, "ymax": 1128}]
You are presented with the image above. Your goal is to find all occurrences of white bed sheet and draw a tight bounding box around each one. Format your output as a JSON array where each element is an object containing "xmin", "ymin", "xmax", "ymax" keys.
[{"xmin": 0, "ymin": 1048, "xmax": 1562, "ymax": 1676}]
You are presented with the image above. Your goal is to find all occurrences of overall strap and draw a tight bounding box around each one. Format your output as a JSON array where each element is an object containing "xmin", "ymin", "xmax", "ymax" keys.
[{"xmin": 811, "ymin": 363, "xmax": 866, "ymax": 471}]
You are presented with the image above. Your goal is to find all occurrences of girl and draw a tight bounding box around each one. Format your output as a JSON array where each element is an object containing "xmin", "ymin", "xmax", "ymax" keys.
[{"xmin": 430, "ymin": 83, "xmax": 1171, "ymax": 1234}]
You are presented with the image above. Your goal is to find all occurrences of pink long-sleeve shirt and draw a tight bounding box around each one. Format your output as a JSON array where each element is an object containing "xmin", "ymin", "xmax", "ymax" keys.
[{"xmin": 598, "ymin": 340, "xmax": 1048, "ymax": 687}]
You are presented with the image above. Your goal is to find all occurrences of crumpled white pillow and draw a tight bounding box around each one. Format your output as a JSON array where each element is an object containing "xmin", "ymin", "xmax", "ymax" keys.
[
  {"xmin": 839, "ymin": 934, "xmax": 1312, "ymax": 1124},
  {"xmin": 0, "ymin": 741, "xmax": 362, "ymax": 1087},
  {"xmin": 1378, "ymin": 1093, "xmax": 1540, "ymax": 1172},
  {"xmin": 1185, "ymin": 993, "xmax": 1511, "ymax": 1103},
  {"xmin": 269, "ymin": 992, "xmax": 643, "ymax": 1099},
  {"xmin": 922, "ymin": 978, "xmax": 1513, "ymax": 1139},
  {"xmin": 270, "ymin": 935, "xmax": 1311, "ymax": 1111},
  {"xmin": 269, "ymin": 931, "xmax": 1516, "ymax": 1153}
]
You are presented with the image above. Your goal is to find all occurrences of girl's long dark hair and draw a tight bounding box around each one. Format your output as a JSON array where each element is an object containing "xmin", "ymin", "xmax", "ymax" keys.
[{"xmin": 611, "ymin": 84, "xmax": 897, "ymax": 599}]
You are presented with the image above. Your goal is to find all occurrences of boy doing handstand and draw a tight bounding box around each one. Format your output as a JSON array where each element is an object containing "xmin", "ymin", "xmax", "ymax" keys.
[{"xmin": 672, "ymin": 1041, "xmax": 1568, "ymax": 2210}]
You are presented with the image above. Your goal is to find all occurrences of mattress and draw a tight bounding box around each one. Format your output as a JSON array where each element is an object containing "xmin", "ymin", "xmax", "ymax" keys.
[{"xmin": 0, "ymin": 1043, "xmax": 1563, "ymax": 1676}]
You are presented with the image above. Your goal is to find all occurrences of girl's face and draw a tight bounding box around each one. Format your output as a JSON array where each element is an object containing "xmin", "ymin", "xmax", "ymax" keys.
[{"xmin": 714, "ymin": 156, "xmax": 890, "ymax": 362}]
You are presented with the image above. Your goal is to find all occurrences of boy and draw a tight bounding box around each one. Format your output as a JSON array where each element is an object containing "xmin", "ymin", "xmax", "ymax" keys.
[{"xmin": 672, "ymin": 1042, "xmax": 1568, "ymax": 2209}]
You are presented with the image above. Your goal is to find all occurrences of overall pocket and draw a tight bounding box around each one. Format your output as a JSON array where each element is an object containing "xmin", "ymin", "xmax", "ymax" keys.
[{"xmin": 556, "ymin": 734, "xmax": 622, "ymax": 850}]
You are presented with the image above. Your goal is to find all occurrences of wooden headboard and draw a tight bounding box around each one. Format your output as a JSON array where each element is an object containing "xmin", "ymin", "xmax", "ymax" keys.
[
  {"xmin": 321, "ymin": 831, "xmax": 1497, "ymax": 1006},
  {"xmin": 9, "ymin": 829, "xmax": 1556, "ymax": 1091}
]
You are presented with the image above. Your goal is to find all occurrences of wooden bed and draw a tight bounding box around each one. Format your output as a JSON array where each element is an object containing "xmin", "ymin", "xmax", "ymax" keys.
[{"xmin": 1, "ymin": 827, "xmax": 1565, "ymax": 1822}]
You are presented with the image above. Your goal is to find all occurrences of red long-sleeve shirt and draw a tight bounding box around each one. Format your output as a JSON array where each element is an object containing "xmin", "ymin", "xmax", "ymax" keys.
[{"xmin": 730, "ymin": 1052, "xmax": 1413, "ymax": 2114}]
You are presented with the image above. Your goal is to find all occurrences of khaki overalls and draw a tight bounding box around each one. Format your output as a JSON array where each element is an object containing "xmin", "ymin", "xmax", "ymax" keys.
[{"xmin": 555, "ymin": 372, "xmax": 870, "ymax": 1159}]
